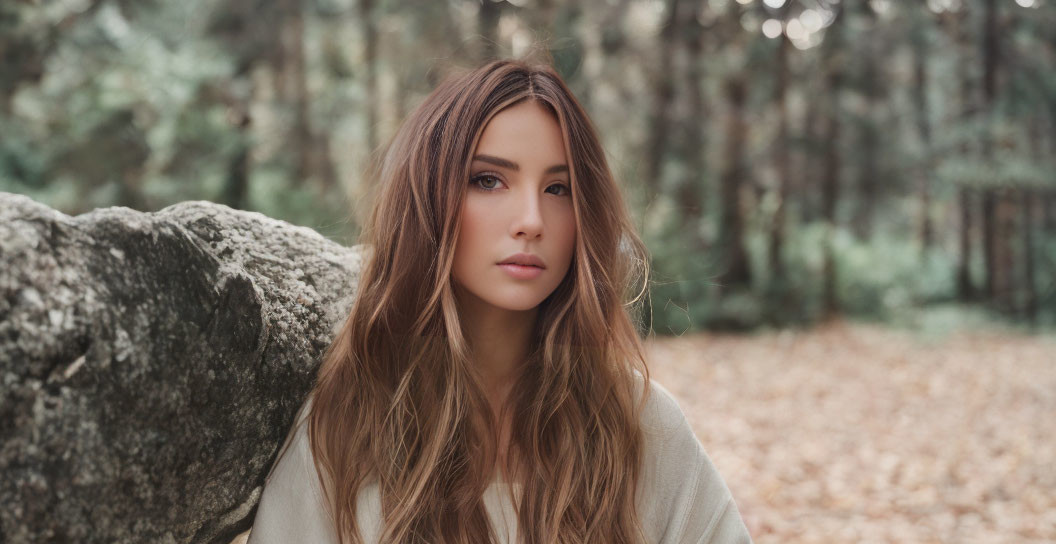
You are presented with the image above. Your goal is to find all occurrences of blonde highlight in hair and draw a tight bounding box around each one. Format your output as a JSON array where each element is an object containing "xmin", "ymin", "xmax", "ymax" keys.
[{"xmin": 307, "ymin": 55, "xmax": 655, "ymax": 543}]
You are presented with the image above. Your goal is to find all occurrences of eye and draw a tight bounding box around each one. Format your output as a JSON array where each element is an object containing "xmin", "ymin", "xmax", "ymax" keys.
[
  {"xmin": 547, "ymin": 183, "xmax": 572, "ymax": 197},
  {"xmin": 469, "ymin": 173, "xmax": 571, "ymax": 197},
  {"xmin": 469, "ymin": 173, "xmax": 504, "ymax": 191}
]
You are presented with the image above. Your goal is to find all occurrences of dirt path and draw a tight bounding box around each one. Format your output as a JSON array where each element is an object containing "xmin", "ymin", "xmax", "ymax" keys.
[{"xmin": 646, "ymin": 320, "xmax": 1056, "ymax": 544}]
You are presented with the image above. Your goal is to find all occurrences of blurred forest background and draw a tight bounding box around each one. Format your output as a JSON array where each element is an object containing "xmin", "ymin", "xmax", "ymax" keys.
[
  {"xmin": 5, "ymin": 2, "xmax": 1055, "ymax": 542},
  {"xmin": 2, "ymin": 0, "xmax": 1055, "ymax": 335}
]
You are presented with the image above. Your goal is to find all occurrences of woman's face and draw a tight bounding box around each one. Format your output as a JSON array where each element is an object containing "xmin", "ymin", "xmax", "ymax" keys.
[{"xmin": 452, "ymin": 99, "xmax": 576, "ymax": 313}]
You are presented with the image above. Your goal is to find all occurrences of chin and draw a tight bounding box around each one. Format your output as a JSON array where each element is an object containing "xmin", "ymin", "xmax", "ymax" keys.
[{"xmin": 487, "ymin": 295, "xmax": 545, "ymax": 312}]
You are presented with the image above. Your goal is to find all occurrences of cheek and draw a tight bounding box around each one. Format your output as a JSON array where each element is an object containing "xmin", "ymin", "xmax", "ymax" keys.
[
  {"xmin": 548, "ymin": 223, "xmax": 576, "ymax": 289},
  {"xmin": 557, "ymin": 211, "xmax": 577, "ymax": 261},
  {"xmin": 455, "ymin": 202, "xmax": 487, "ymax": 265},
  {"xmin": 460, "ymin": 197, "xmax": 489, "ymax": 232}
]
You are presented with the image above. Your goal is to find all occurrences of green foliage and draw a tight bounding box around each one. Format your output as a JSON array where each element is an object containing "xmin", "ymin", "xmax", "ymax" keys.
[
  {"xmin": 247, "ymin": 165, "xmax": 357, "ymax": 244},
  {"xmin": 644, "ymin": 209, "xmax": 722, "ymax": 335},
  {"xmin": 0, "ymin": 116, "xmax": 47, "ymax": 190},
  {"xmin": 937, "ymin": 151, "xmax": 1052, "ymax": 192},
  {"xmin": 830, "ymin": 227, "xmax": 957, "ymax": 318},
  {"xmin": 4, "ymin": 0, "xmax": 1055, "ymax": 335},
  {"xmin": 646, "ymin": 219, "xmax": 964, "ymax": 334}
]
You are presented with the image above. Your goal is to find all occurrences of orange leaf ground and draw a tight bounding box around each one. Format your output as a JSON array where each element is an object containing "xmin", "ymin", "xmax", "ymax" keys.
[
  {"xmin": 232, "ymin": 319, "xmax": 1055, "ymax": 543},
  {"xmin": 645, "ymin": 319, "xmax": 1056, "ymax": 544}
]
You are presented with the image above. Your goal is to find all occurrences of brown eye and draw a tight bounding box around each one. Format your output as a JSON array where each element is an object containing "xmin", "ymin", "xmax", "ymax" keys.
[
  {"xmin": 470, "ymin": 174, "xmax": 504, "ymax": 191},
  {"xmin": 547, "ymin": 183, "xmax": 571, "ymax": 197}
]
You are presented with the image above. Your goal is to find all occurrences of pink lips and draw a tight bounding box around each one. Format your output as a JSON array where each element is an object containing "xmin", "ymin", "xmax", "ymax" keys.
[
  {"xmin": 498, "ymin": 252, "xmax": 546, "ymax": 269},
  {"xmin": 497, "ymin": 252, "xmax": 546, "ymax": 279},
  {"xmin": 498, "ymin": 263, "xmax": 544, "ymax": 280}
]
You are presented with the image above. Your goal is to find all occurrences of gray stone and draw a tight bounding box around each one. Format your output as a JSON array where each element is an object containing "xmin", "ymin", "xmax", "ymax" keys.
[{"xmin": 0, "ymin": 192, "xmax": 365, "ymax": 543}]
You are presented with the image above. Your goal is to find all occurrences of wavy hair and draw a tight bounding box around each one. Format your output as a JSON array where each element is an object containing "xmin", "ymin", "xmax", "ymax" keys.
[{"xmin": 306, "ymin": 55, "xmax": 654, "ymax": 543}]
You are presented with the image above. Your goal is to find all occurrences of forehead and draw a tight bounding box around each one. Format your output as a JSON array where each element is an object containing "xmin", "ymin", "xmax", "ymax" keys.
[{"xmin": 474, "ymin": 101, "xmax": 567, "ymax": 164}]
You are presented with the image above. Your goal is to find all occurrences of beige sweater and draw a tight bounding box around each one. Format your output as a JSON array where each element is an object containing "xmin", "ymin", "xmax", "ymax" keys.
[{"xmin": 247, "ymin": 374, "xmax": 753, "ymax": 543}]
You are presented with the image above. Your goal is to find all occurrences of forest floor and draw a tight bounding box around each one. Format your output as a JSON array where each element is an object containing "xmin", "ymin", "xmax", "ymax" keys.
[
  {"xmin": 646, "ymin": 318, "xmax": 1056, "ymax": 544},
  {"xmin": 232, "ymin": 318, "xmax": 1054, "ymax": 543}
]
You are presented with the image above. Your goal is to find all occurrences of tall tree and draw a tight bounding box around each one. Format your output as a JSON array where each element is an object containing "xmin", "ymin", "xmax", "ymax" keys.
[
  {"xmin": 716, "ymin": 1, "xmax": 752, "ymax": 289},
  {"xmin": 797, "ymin": 57, "xmax": 824, "ymax": 225},
  {"xmin": 851, "ymin": 3, "xmax": 884, "ymax": 240},
  {"xmin": 361, "ymin": 0, "xmax": 379, "ymax": 157},
  {"xmin": 911, "ymin": 5, "xmax": 935, "ymax": 250},
  {"xmin": 478, "ymin": 0, "xmax": 502, "ymax": 60},
  {"xmin": 675, "ymin": 0, "xmax": 712, "ymax": 254},
  {"xmin": 206, "ymin": 0, "xmax": 283, "ymax": 210},
  {"xmin": 820, "ymin": 1, "xmax": 846, "ymax": 319},
  {"xmin": 642, "ymin": 0, "xmax": 682, "ymax": 208},
  {"xmin": 980, "ymin": 0, "xmax": 1016, "ymax": 313},
  {"xmin": 273, "ymin": 0, "xmax": 337, "ymax": 190},
  {"xmin": 938, "ymin": 4, "xmax": 979, "ymax": 301},
  {"xmin": 768, "ymin": 2, "xmax": 793, "ymax": 279}
]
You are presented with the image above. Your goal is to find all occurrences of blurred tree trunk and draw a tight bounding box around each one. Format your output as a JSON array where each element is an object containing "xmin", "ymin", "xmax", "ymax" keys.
[
  {"xmin": 820, "ymin": 2, "xmax": 845, "ymax": 319},
  {"xmin": 912, "ymin": 14, "xmax": 934, "ymax": 251},
  {"xmin": 206, "ymin": 0, "xmax": 272, "ymax": 212},
  {"xmin": 361, "ymin": 0, "xmax": 379, "ymax": 156},
  {"xmin": 820, "ymin": 78, "xmax": 841, "ymax": 319},
  {"xmin": 1044, "ymin": 113, "xmax": 1056, "ymax": 233},
  {"xmin": 768, "ymin": 21, "xmax": 790, "ymax": 278},
  {"xmin": 549, "ymin": 3, "xmax": 587, "ymax": 107},
  {"xmin": 397, "ymin": 1, "xmax": 459, "ymax": 120},
  {"xmin": 1020, "ymin": 116, "xmax": 1045, "ymax": 324},
  {"xmin": 535, "ymin": 0, "xmax": 558, "ymax": 29},
  {"xmin": 100, "ymin": 110, "xmax": 150, "ymax": 211},
  {"xmin": 595, "ymin": 0, "xmax": 635, "ymax": 120},
  {"xmin": 945, "ymin": 6, "xmax": 977, "ymax": 301},
  {"xmin": 222, "ymin": 102, "xmax": 252, "ymax": 211},
  {"xmin": 981, "ymin": 0, "xmax": 1016, "ymax": 314},
  {"xmin": 219, "ymin": 69, "xmax": 255, "ymax": 210},
  {"xmin": 643, "ymin": 0, "xmax": 681, "ymax": 208},
  {"xmin": 1021, "ymin": 189, "xmax": 1037, "ymax": 325},
  {"xmin": 957, "ymin": 189, "xmax": 976, "ymax": 300},
  {"xmin": 677, "ymin": 0, "xmax": 710, "ymax": 253},
  {"xmin": 798, "ymin": 77, "xmax": 821, "ymax": 224},
  {"xmin": 116, "ymin": 169, "xmax": 146, "ymax": 211},
  {"xmin": 992, "ymin": 190, "xmax": 1017, "ymax": 314},
  {"xmin": 478, "ymin": 0, "xmax": 502, "ymax": 60},
  {"xmin": 852, "ymin": 7, "xmax": 881, "ymax": 240},
  {"xmin": 1048, "ymin": 110, "xmax": 1056, "ymax": 232},
  {"xmin": 598, "ymin": 0, "xmax": 631, "ymax": 58},
  {"xmin": 311, "ymin": 129, "xmax": 339, "ymax": 192},
  {"xmin": 980, "ymin": 0, "xmax": 997, "ymax": 300},
  {"xmin": 275, "ymin": 0, "xmax": 337, "ymax": 190},
  {"xmin": 279, "ymin": 0, "xmax": 310, "ymax": 181},
  {"xmin": 718, "ymin": 75, "xmax": 751, "ymax": 288},
  {"xmin": 713, "ymin": 1, "xmax": 752, "ymax": 290},
  {"xmin": 1046, "ymin": 192, "xmax": 1056, "ymax": 233}
]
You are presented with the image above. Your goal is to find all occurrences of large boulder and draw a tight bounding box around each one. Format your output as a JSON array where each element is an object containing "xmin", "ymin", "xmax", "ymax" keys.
[{"xmin": 0, "ymin": 192, "xmax": 365, "ymax": 543}]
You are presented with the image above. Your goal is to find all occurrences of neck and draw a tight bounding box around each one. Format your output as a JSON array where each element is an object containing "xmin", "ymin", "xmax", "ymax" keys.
[{"xmin": 453, "ymin": 285, "xmax": 537, "ymax": 409}]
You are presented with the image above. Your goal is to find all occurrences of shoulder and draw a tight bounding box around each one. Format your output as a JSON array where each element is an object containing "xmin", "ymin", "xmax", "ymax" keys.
[
  {"xmin": 632, "ymin": 369, "xmax": 693, "ymax": 439},
  {"xmin": 631, "ymin": 369, "xmax": 708, "ymax": 477},
  {"xmin": 249, "ymin": 394, "xmax": 341, "ymax": 544},
  {"xmin": 631, "ymin": 370, "xmax": 753, "ymax": 543}
]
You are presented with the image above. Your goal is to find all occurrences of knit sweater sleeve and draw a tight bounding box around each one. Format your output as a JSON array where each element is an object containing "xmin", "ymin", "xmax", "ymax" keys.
[{"xmin": 636, "ymin": 377, "xmax": 753, "ymax": 544}]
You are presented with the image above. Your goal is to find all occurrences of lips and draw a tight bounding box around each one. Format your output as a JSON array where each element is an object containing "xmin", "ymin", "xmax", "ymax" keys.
[
  {"xmin": 498, "ymin": 252, "xmax": 546, "ymax": 269},
  {"xmin": 497, "ymin": 262, "xmax": 545, "ymax": 280}
]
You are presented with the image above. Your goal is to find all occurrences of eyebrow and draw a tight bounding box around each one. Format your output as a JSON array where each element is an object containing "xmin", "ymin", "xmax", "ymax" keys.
[{"xmin": 472, "ymin": 154, "xmax": 569, "ymax": 176}]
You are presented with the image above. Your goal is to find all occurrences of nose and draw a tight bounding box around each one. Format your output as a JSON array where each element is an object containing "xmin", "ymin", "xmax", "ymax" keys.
[{"xmin": 509, "ymin": 190, "xmax": 544, "ymax": 239}]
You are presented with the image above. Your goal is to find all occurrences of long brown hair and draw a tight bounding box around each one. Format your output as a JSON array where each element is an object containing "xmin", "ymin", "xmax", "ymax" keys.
[{"xmin": 307, "ymin": 55, "xmax": 654, "ymax": 543}]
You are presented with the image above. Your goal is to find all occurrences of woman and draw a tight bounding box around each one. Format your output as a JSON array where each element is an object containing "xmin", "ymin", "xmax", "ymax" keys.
[{"xmin": 248, "ymin": 57, "xmax": 752, "ymax": 544}]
